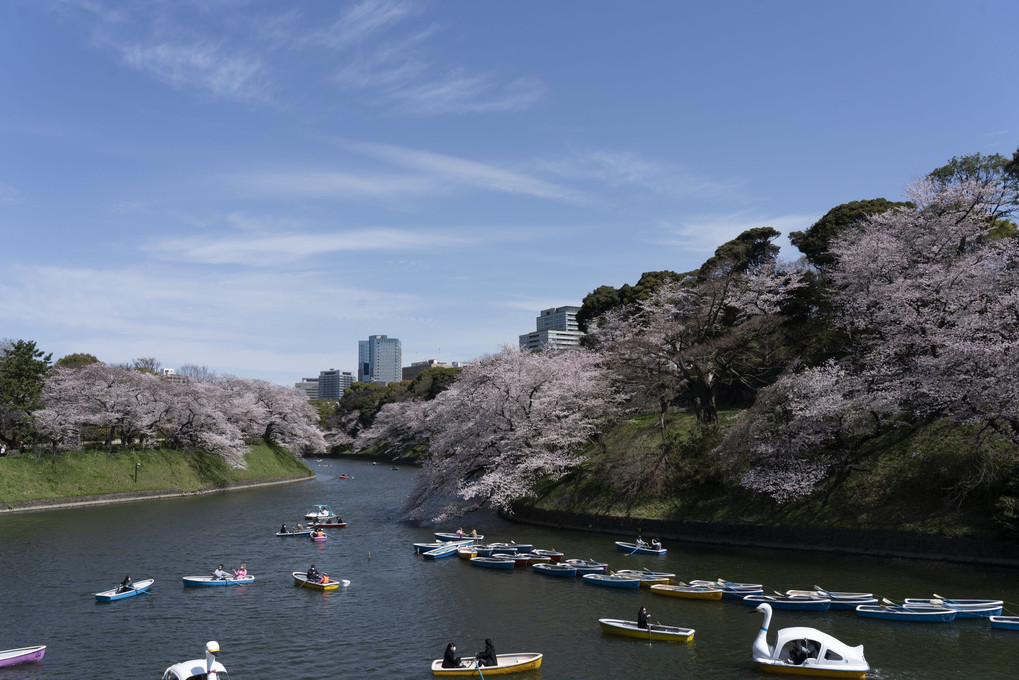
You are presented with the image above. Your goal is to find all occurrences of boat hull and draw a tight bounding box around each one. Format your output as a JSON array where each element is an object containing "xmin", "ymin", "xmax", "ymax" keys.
[
  {"xmin": 598, "ymin": 618, "xmax": 694, "ymax": 642},
  {"xmin": 0, "ymin": 646, "xmax": 46, "ymax": 668},
  {"xmin": 95, "ymin": 578, "xmax": 154, "ymax": 601},
  {"xmin": 469, "ymin": 556, "xmax": 515, "ymax": 570},
  {"xmin": 561, "ymin": 559, "xmax": 608, "ymax": 575},
  {"xmin": 990, "ymin": 616, "xmax": 1019, "ymax": 631},
  {"xmin": 856, "ymin": 605, "xmax": 955, "ymax": 622},
  {"xmin": 277, "ymin": 531, "xmax": 312, "ymax": 537},
  {"xmin": 744, "ymin": 595, "xmax": 831, "ymax": 612},
  {"xmin": 531, "ymin": 563, "xmax": 577, "ymax": 577},
  {"xmin": 903, "ymin": 598, "xmax": 1002, "ymax": 618},
  {"xmin": 650, "ymin": 584, "xmax": 723, "ymax": 600},
  {"xmin": 182, "ymin": 576, "xmax": 255, "ymax": 586},
  {"xmin": 431, "ymin": 653, "xmax": 542, "ymax": 676},
  {"xmin": 582, "ymin": 574, "xmax": 641, "ymax": 589},
  {"xmin": 292, "ymin": 572, "xmax": 342, "ymax": 591},
  {"xmin": 690, "ymin": 579, "xmax": 763, "ymax": 598},
  {"xmin": 754, "ymin": 658, "xmax": 867, "ymax": 678},
  {"xmin": 614, "ymin": 541, "xmax": 666, "ymax": 556}
]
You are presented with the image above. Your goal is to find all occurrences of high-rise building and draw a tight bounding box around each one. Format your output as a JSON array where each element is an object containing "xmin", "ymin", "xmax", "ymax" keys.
[
  {"xmin": 402, "ymin": 359, "xmax": 455, "ymax": 381},
  {"xmin": 358, "ymin": 335, "xmax": 402, "ymax": 385},
  {"xmin": 519, "ymin": 305, "xmax": 584, "ymax": 351},
  {"xmin": 294, "ymin": 378, "xmax": 320, "ymax": 401},
  {"xmin": 316, "ymin": 369, "xmax": 353, "ymax": 401}
]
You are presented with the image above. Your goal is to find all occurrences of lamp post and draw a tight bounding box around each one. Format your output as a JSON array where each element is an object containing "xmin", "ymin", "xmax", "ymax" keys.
[{"xmin": 134, "ymin": 461, "xmax": 141, "ymax": 483}]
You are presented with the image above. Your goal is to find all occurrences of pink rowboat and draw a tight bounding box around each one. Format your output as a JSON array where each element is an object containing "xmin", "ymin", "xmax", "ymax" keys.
[{"xmin": 0, "ymin": 646, "xmax": 46, "ymax": 668}]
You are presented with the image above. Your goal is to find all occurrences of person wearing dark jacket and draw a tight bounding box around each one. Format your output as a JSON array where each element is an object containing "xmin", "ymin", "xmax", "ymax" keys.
[
  {"xmin": 441, "ymin": 643, "xmax": 462, "ymax": 668},
  {"xmin": 475, "ymin": 639, "xmax": 497, "ymax": 667},
  {"xmin": 637, "ymin": 606, "xmax": 650, "ymax": 629}
]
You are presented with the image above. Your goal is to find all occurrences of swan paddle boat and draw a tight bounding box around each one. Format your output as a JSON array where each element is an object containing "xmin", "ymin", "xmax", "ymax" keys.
[
  {"xmin": 855, "ymin": 601, "xmax": 956, "ymax": 622},
  {"xmin": 303, "ymin": 504, "xmax": 335, "ymax": 521},
  {"xmin": 990, "ymin": 616, "xmax": 1019, "ymax": 631},
  {"xmin": 650, "ymin": 583, "xmax": 724, "ymax": 600},
  {"xmin": 690, "ymin": 578, "xmax": 764, "ymax": 599},
  {"xmin": 469, "ymin": 556, "xmax": 515, "ymax": 570},
  {"xmin": 753, "ymin": 603, "xmax": 870, "ymax": 678},
  {"xmin": 161, "ymin": 641, "xmax": 227, "ymax": 680},
  {"xmin": 95, "ymin": 578, "xmax": 154, "ymax": 601},
  {"xmin": 292, "ymin": 571, "xmax": 347, "ymax": 591},
  {"xmin": 531, "ymin": 563, "xmax": 578, "ymax": 577},
  {"xmin": 582, "ymin": 573, "xmax": 641, "ymax": 589},
  {"xmin": 598, "ymin": 618, "xmax": 694, "ymax": 642},
  {"xmin": 903, "ymin": 597, "xmax": 1002, "ymax": 618},
  {"xmin": 0, "ymin": 646, "xmax": 46, "ymax": 668},
  {"xmin": 615, "ymin": 540, "xmax": 667, "ymax": 556},
  {"xmin": 561, "ymin": 558, "xmax": 608, "ymax": 574},
  {"xmin": 431, "ymin": 652, "xmax": 542, "ymax": 676},
  {"xmin": 182, "ymin": 575, "xmax": 255, "ymax": 587}
]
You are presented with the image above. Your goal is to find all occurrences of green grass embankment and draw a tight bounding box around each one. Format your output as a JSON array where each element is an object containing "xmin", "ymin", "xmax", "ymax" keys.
[{"xmin": 0, "ymin": 444, "xmax": 312, "ymax": 505}]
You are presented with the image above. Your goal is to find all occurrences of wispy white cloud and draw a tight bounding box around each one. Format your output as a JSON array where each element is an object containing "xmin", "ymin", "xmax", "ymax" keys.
[
  {"xmin": 308, "ymin": 0, "xmax": 418, "ymax": 50},
  {"xmin": 145, "ymin": 228, "xmax": 474, "ymax": 265},
  {"xmin": 121, "ymin": 42, "xmax": 267, "ymax": 101},
  {"xmin": 539, "ymin": 149, "xmax": 740, "ymax": 201}
]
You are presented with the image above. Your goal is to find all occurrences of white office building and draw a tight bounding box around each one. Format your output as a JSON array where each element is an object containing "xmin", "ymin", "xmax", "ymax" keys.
[{"xmin": 519, "ymin": 305, "xmax": 584, "ymax": 351}]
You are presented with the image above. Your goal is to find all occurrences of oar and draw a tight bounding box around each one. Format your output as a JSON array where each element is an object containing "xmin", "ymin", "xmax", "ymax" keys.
[
  {"xmin": 814, "ymin": 585, "xmax": 835, "ymax": 598},
  {"xmin": 629, "ymin": 544, "xmax": 641, "ymax": 555},
  {"xmin": 932, "ymin": 593, "xmax": 959, "ymax": 606},
  {"xmin": 474, "ymin": 655, "xmax": 486, "ymax": 680},
  {"xmin": 881, "ymin": 597, "xmax": 911, "ymax": 612}
]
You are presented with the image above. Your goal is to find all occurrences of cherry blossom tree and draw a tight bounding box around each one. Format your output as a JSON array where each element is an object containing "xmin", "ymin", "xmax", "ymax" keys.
[{"xmin": 357, "ymin": 346, "xmax": 616, "ymax": 521}]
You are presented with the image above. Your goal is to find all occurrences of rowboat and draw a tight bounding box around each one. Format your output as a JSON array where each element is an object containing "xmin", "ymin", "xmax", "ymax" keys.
[
  {"xmin": 615, "ymin": 569, "xmax": 675, "ymax": 585},
  {"xmin": 416, "ymin": 539, "xmax": 474, "ymax": 553},
  {"xmin": 524, "ymin": 554, "xmax": 552, "ymax": 565},
  {"xmin": 790, "ymin": 588, "xmax": 878, "ymax": 610},
  {"xmin": 532, "ymin": 548, "xmax": 564, "ymax": 563},
  {"xmin": 650, "ymin": 583, "xmax": 723, "ymax": 600},
  {"xmin": 753, "ymin": 603, "xmax": 869, "ymax": 678},
  {"xmin": 598, "ymin": 618, "xmax": 694, "ymax": 642},
  {"xmin": 903, "ymin": 597, "xmax": 1002, "ymax": 618},
  {"xmin": 561, "ymin": 559, "xmax": 608, "ymax": 575},
  {"xmin": 531, "ymin": 563, "xmax": 578, "ymax": 577},
  {"xmin": 744, "ymin": 594, "xmax": 831, "ymax": 612},
  {"xmin": 182, "ymin": 575, "xmax": 255, "ymax": 586},
  {"xmin": 990, "ymin": 616, "xmax": 1019, "ymax": 631},
  {"xmin": 431, "ymin": 652, "xmax": 542, "ymax": 676},
  {"xmin": 304, "ymin": 504, "xmax": 335, "ymax": 520},
  {"xmin": 469, "ymin": 556, "xmax": 515, "ymax": 570},
  {"xmin": 277, "ymin": 530, "xmax": 312, "ymax": 537},
  {"xmin": 312, "ymin": 519, "xmax": 347, "ymax": 530},
  {"xmin": 494, "ymin": 553, "xmax": 532, "ymax": 569},
  {"xmin": 310, "ymin": 533, "xmax": 327, "ymax": 542},
  {"xmin": 423, "ymin": 544, "xmax": 460, "ymax": 560},
  {"xmin": 582, "ymin": 573, "xmax": 641, "ymax": 589},
  {"xmin": 457, "ymin": 546, "xmax": 477, "ymax": 559},
  {"xmin": 435, "ymin": 532, "xmax": 483, "ymax": 543},
  {"xmin": 162, "ymin": 641, "xmax": 227, "ymax": 680},
  {"xmin": 292, "ymin": 571, "xmax": 347, "ymax": 591},
  {"xmin": 856, "ymin": 602, "xmax": 956, "ymax": 622},
  {"xmin": 689, "ymin": 579, "xmax": 764, "ymax": 599},
  {"xmin": 0, "ymin": 646, "xmax": 46, "ymax": 668},
  {"xmin": 95, "ymin": 578, "xmax": 154, "ymax": 601},
  {"xmin": 485, "ymin": 543, "xmax": 518, "ymax": 554},
  {"xmin": 614, "ymin": 541, "xmax": 666, "ymax": 556}
]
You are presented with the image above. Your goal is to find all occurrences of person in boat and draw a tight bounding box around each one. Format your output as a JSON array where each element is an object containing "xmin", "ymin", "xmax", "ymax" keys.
[
  {"xmin": 212, "ymin": 564, "xmax": 231, "ymax": 580},
  {"xmin": 296, "ymin": 523, "xmax": 304, "ymax": 531},
  {"xmin": 306, "ymin": 565, "xmax": 321, "ymax": 582},
  {"xmin": 233, "ymin": 563, "xmax": 247, "ymax": 578},
  {"xmin": 475, "ymin": 639, "xmax": 496, "ymax": 667},
  {"xmin": 117, "ymin": 575, "xmax": 133, "ymax": 593},
  {"xmin": 470, "ymin": 528, "xmax": 478, "ymax": 539},
  {"xmin": 650, "ymin": 538, "xmax": 662, "ymax": 551},
  {"xmin": 455, "ymin": 527, "xmax": 464, "ymax": 538},
  {"xmin": 788, "ymin": 640, "xmax": 808, "ymax": 665},
  {"xmin": 441, "ymin": 643, "xmax": 463, "ymax": 668},
  {"xmin": 636, "ymin": 534, "xmax": 646, "ymax": 547},
  {"xmin": 280, "ymin": 523, "xmax": 288, "ymax": 534},
  {"xmin": 637, "ymin": 606, "xmax": 650, "ymax": 629}
]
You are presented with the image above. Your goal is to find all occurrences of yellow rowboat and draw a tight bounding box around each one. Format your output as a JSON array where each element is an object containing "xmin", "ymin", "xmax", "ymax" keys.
[
  {"xmin": 650, "ymin": 583, "xmax": 724, "ymax": 600},
  {"xmin": 291, "ymin": 571, "xmax": 344, "ymax": 591},
  {"xmin": 457, "ymin": 546, "xmax": 477, "ymax": 559},
  {"xmin": 598, "ymin": 618, "xmax": 695, "ymax": 642},
  {"xmin": 431, "ymin": 653, "xmax": 542, "ymax": 676}
]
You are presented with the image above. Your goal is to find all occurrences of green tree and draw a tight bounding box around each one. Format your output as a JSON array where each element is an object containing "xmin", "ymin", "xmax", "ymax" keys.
[
  {"xmin": 0, "ymin": 339, "xmax": 53, "ymax": 449},
  {"xmin": 54, "ymin": 352, "xmax": 101, "ymax": 369},
  {"xmin": 697, "ymin": 227, "xmax": 781, "ymax": 279},
  {"xmin": 789, "ymin": 199, "xmax": 909, "ymax": 268}
]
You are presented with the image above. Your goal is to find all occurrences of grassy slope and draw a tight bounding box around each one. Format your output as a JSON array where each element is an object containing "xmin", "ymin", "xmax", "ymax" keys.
[
  {"xmin": 0, "ymin": 444, "xmax": 312, "ymax": 503},
  {"xmin": 527, "ymin": 411, "xmax": 1010, "ymax": 539}
]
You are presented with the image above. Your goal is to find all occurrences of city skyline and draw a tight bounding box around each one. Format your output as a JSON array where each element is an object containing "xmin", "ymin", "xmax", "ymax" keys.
[{"xmin": 2, "ymin": 1, "xmax": 1017, "ymax": 385}]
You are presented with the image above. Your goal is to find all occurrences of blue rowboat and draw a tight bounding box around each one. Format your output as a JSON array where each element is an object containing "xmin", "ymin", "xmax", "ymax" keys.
[
  {"xmin": 422, "ymin": 544, "xmax": 459, "ymax": 560},
  {"xmin": 95, "ymin": 578, "xmax": 154, "ymax": 602},
  {"xmin": 689, "ymin": 579, "xmax": 764, "ymax": 599},
  {"xmin": 990, "ymin": 616, "xmax": 1019, "ymax": 631},
  {"xmin": 561, "ymin": 559, "xmax": 608, "ymax": 575},
  {"xmin": 614, "ymin": 541, "xmax": 666, "ymax": 556},
  {"xmin": 469, "ymin": 556, "xmax": 515, "ymax": 570},
  {"xmin": 904, "ymin": 597, "xmax": 1003, "ymax": 618},
  {"xmin": 791, "ymin": 587, "xmax": 878, "ymax": 610},
  {"xmin": 856, "ymin": 603, "xmax": 957, "ymax": 622},
  {"xmin": 182, "ymin": 575, "xmax": 255, "ymax": 587},
  {"xmin": 277, "ymin": 530, "xmax": 312, "ymax": 537},
  {"xmin": 582, "ymin": 573, "xmax": 641, "ymax": 589},
  {"xmin": 532, "ymin": 563, "xmax": 578, "ymax": 577},
  {"xmin": 434, "ymin": 532, "xmax": 483, "ymax": 542},
  {"xmin": 743, "ymin": 594, "xmax": 831, "ymax": 612}
]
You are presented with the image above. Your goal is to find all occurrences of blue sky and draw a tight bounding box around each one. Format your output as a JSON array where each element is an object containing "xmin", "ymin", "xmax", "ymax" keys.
[{"xmin": 2, "ymin": 0, "xmax": 1017, "ymax": 385}]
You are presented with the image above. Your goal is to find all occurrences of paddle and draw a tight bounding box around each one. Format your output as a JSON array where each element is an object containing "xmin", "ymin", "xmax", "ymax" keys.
[
  {"xmin": 629, "ymin": 544, "xmax": 641, "ymax": 556},
  {"xmin": 814, "ymin": 585, "xmax": 834, "ymax": 598},
  {"xmin": 474, "ymin": 654, "xmax": 486, "ymax": 680},
  {"xmin": 881, "ymin": 597, "xmax": 912, "ymax": 612}
]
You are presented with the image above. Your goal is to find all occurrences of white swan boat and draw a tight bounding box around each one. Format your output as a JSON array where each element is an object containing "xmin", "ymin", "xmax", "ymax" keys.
[
  {"xmin": 752, "ymin": 603, "xmax": 870, "ymax": 678},
  {"xmin": 161, "ymin": 641, "xmax": 228, "ymax": 680}
]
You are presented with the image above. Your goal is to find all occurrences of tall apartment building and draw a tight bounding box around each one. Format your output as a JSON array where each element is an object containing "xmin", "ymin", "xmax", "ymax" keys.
[
  {"xmin": 519, "ymin": 305, "xmax": 584, "ymax": 351},
  {"xmin": 358, "ymin": 334, "xmax": 402, "ymax": 385},
  {"xmin": 316, "ymin": 369, "xmax": 353, "ymax": 401}
]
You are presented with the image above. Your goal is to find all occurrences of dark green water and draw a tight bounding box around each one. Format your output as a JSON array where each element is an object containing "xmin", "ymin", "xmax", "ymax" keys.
[{"xmin": 0, "ymin": 459, "xmax": 1016, "ymax": 679}]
